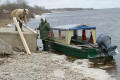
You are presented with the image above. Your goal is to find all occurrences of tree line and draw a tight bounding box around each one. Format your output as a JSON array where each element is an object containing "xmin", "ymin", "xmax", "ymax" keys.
[{"xmin": 0, "ymin": 0, "xmax": 51, "ymax": 18}]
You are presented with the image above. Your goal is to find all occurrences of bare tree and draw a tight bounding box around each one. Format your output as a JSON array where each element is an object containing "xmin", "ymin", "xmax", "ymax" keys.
[{"xmin": 16, "ymin": 0, "xmax": 28, "ymax": 9}]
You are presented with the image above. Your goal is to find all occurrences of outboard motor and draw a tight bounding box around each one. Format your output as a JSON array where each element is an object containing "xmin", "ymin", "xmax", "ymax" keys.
[{"xmin": 96, "ymin": 34, "xmax": 118, "ymax": 56}]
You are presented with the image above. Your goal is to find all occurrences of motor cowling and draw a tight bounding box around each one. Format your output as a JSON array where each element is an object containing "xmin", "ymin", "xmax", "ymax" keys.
[{"xmin": 96, "ymin": 34, "xmax": 117, "ymax": 56}]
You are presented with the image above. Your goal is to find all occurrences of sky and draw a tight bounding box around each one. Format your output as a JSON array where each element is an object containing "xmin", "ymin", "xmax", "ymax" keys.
[{"xmin": 0, "ymin": 0, "xmax": 120, "ymax": 9}]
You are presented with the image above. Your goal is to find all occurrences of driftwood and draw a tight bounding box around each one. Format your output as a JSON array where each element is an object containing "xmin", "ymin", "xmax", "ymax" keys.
[{"xmin": 13, "ymin": 17, "xmax": 31, "ymax": 54}]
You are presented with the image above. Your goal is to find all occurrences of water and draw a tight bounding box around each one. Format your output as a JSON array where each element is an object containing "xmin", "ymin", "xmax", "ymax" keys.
[{"xmin": 27, "ymin": 8, "xmax": 120, "ymax": 79}]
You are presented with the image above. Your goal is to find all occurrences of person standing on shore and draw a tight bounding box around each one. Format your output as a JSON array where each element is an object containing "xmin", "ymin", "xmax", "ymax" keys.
[
  {"xmin": 36, "ymin": 18, "xmax": 50, "ymax": 51},
  {"xmin": 11, "ymin": 9, "xmax": 29, "ymax": 31}
]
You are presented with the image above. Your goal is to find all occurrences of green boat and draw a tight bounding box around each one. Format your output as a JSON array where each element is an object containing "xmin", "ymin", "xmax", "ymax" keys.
[{"xmin": 49, "ymin": 24, "xmax": 114, "ymax": 59}]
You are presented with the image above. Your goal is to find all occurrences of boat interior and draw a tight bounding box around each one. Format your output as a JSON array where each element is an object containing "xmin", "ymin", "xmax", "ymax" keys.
[{"xmin": 50, "ymin": 29, "xmax": 96, "ymax": 49}]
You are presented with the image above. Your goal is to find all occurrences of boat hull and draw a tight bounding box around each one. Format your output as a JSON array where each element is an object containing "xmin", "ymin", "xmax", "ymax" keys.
[{"xmin": 50, "ymin": 42, "xmax": 113, "ymax": 59}]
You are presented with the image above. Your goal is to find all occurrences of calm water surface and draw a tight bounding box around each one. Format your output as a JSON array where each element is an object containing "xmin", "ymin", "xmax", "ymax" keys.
[{"xmin": 27, "ymin": 8, "xmax": 120, "ymax": 80}]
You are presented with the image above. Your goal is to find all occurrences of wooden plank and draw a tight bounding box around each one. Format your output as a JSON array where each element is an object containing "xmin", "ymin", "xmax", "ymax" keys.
[
  {"xmin": 23, "ymin": 24, "xmax": 37, "ymax": 34},
  {"xmin": 76, "ymin": 45, "xmax": 92, "ymax": 48},
  {"xmin": 65, "ymin": 30, "xmax": 73, "ymax": 45},
  {"xmin": 54, "ymin": 39, "xmax": 66, "ymax": 44},
  {"xmin": 90, "ymin": 29, "xmax": 96, "ymax": 45},
  {"xmin": 13, "ymin": 17, "xmax": 31, "ymax": 54},
  {"xmin": 18, "ymin": 19, "xmax": 37, "ymax": 34}
]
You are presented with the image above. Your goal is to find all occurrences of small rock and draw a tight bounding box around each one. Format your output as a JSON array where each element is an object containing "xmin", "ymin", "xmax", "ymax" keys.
[{"xmin": 54, "ymin": 69, "xmax": 65, "ymax": 78}]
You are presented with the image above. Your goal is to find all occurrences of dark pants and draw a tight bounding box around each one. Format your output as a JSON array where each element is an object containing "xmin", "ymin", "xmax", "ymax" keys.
[
  {"xmin": 15, "ymin": 20, "xmax": 23, "ymax": 31},
  {"xmin": 42, "ymin": 40, "xmax": 49, "ymax": 51}
]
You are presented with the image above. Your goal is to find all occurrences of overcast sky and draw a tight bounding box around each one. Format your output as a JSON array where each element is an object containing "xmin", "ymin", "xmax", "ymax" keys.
[{"xmin": 0, "ymin": 0, "xmax": 120, "ymax": 9}]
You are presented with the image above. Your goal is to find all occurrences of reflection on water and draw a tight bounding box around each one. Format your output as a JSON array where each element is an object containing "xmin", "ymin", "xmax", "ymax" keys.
[
  {"xmin": 52, "ymin": 51, "xmax": 116, "ymax": 71},
  {"xmin": 89, "ymin": 58, "xmax": 116, "ymax": 73},
  {"xmin": 89, "ymin": 58, "xmax": 117, "ymax": 79},
  {"xmin": 53, "ymin": 51, "xmax": 117, "ymax": 78},
  {"xmin": 51, "ymin": 50, "xmax": 117, "ymax": 78}
]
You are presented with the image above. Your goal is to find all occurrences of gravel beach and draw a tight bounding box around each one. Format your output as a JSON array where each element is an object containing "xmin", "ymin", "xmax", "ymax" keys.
[
  {"xmin": 0, "ymin": 20, "xmax": 88, "ymax": 80},
  {"xmin": 0, "ymin": 50, "xmax": 115, "ymax": 80},
  {"xmin": 0, "ymin": 51, "xmax": 87, "ymax": 80},
  {"xmin": 0, "ymin": 25, "xmax": 115, "ymax": 80}
]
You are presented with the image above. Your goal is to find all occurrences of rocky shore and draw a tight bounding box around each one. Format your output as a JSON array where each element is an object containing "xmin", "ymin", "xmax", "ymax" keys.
[
  {"xmin": 0, "ymin": 51, "xmax": 87, "ymax": 80},
  {"xmin": 0, "ymin": 49, "xmax": 115, "ymax": 80},
  {"xmin": 0, "ymin": 12, "xmax": 116, "ymax": 80},
  {"xmin": 0, "ymin": 16, "xmax": 88, "ymax": 80}
]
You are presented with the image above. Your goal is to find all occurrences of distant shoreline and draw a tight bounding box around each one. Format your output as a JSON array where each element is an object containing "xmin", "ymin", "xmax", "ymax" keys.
[
  {"xmin": 1, "ymin": 8, "xmax": 92, "ymax": 27},
  {"xmin": 50, "ymin": 8, "xmax": 94, "ymax": 13}
]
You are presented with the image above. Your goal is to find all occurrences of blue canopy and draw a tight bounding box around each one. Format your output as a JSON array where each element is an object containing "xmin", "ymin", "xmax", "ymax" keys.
[
  {"xmin": 69, "ymin": 25, "xmax": 96, "ymax": 30},
  {"xmin": 52, "ymin": 24, "xmax": 96, "ymax": 30}
]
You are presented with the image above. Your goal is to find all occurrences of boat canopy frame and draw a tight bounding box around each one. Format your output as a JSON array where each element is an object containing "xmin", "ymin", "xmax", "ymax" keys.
[{"xmin": 51, "ymin": 24, "xmax": 96, "ymax": 45}]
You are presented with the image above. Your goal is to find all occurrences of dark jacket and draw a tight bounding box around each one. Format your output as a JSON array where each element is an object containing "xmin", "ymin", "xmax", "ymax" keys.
[{"xmin": 39, "ymin": 20, "xmax": 50, "ymax": 40}]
